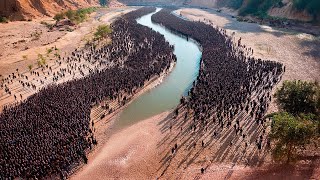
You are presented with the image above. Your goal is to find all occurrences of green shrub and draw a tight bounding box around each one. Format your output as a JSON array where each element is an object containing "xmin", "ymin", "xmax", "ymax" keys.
[
  {"xmin": 0, "ymin": 16, "xmax": 9, "ymax": 23},
  {"xmin": 64, "ymin": 7, "xmax": 97, "ymax": 24},
  {"xmin": 218, "ymin": 0, "xmax": 244, "ymax": 9},
  {"xmin": 293, "ymin": 0, "xmax": 320, "ymax": 20},
  {"xmin": 53, "ymin": 13, "xmax": 65, "ymax": 22},
  {"xmin": 270, "ymin": 112, "xmax": 317, "ymax": 163},
  {"xmin": 274, "ymin": 80, "xmax": 320, "ymax": 115},
  {"xmin": 239, "ymin": 0, "xmax": 282, "ymax": 18},
  {"xmin": 94, "ymin": 25, "xmax": 112, "ymax": 40}
]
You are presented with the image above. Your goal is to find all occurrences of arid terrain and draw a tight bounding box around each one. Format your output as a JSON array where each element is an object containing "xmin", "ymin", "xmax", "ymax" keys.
[
  {"xmin": 0, "ymin": 0, "xmax": 99, "ymax": 20},
  {"xmin": 70, "ymin": 7, "xmax": 320, "ymax": 180},
  {"xmin": 0, "ymin": 1, "xmax": 319, "ymax": 179}
]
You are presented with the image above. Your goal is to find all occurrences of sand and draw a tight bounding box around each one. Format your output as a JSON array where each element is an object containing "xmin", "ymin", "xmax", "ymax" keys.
[
  {"xmin": 1, "ymin": 6, "xmax": 319, "ymax": 179},
  {"xmin": 71, "ymin": 111, "xmax": 171, "ymax": 179},
  {"xmin": 0, "ymin": 7, "xmax": 136, "ymax": 109},
  {"xmin": 0, "ymin": 7, "xmax": 134, "ymax": 76},
  {"xmin": 71, "ymin": 7, "xmax": 320, "ymax": 179}
]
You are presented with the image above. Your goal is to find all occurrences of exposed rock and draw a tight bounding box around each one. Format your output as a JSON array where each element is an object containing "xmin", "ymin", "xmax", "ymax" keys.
[
  {"xmin": 56, "ymin": 19, "xmax": 75, "ymax": 27},
  {"xmin": 0, "ymin": 0, "xmax": 99, "ymax": 21}
]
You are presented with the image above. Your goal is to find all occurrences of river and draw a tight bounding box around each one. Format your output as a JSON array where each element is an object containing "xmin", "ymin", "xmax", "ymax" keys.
[{"xmin": 113, "ymin": 9, "xmax": 202, "ymax": 129}]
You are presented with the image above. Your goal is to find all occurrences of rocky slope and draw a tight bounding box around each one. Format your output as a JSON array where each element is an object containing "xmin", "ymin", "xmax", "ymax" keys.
[
  {"xmin": 0, "ymin": 0, "xmax": 99, "ymax": 21},
  {"xmin": 119, "ymin": 0, "xmax": 317, "ymax": 23},
  {"xmin": 267, "ymin": 0, "xmax": 313, "ymax": 22}
]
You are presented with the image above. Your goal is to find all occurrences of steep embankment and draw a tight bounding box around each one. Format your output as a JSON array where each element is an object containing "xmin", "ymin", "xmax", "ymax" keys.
[
  {"xmin": 0, "ymin": 0, "xmax": 99, "ymax": 21},
  {"xmin": 267, "ymin": 0, "xmax": 313, "ymax": 21},
  {"xmin": 117, "ymin": 0, "xmax": 318, "ymax": 23},
  {"xmin": 118, "ymin": 0, "xmax": 186, "ymax": 6}
]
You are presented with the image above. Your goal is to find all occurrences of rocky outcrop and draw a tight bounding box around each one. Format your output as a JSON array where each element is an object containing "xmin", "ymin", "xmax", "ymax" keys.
[{"xmin": 0, "ymin": 0, "xmax": 99, "ymax": 21}]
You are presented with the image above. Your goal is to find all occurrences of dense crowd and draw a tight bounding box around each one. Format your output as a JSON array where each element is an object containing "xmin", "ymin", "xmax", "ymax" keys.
[
  {"xmin": 152, "ymin": 10, "xmax": 283, "ymax": 157},
  {"xmin": 0, "ymin": 7, "xmax": 176, "ymax": 179}
]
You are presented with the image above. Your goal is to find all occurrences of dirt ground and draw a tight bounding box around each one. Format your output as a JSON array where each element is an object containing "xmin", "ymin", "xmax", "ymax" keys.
[
  {"xmin": 71, "ymin": 109, "xmax": 320, "ymax": 180},
  {"xmin": 71, "ymin": 7, "xmax": 320, "ymax": 180},
  {"xmin": 0, "ymin": 7, "xmax": 136, "ymax": 109},
  {"xmin": 1, "ymin": 6, "xmax": 319, "ymax": 180},
  {"xmin": 0, "ymin": 7, "xmax": 133, "ymax": 76}
]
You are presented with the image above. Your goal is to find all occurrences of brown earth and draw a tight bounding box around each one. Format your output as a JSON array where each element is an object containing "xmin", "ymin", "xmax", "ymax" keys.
[
  {"xmin": 118, "ymin": 0, "xmax": 316, "ymax": 23},
  {"xmin": 0, "ymin": 0, "xmax": 99, "ymax": 21},
  {"xmin": 73, "ymin": 7, "xmax": 319, "ymax": 179},
  {"xmin": 0, "ymin": 7, "xmax": 136, "ymax": 109},
  {"xmin": 268, "ymin": 0, "xmax": 313, "ymax": 22}
]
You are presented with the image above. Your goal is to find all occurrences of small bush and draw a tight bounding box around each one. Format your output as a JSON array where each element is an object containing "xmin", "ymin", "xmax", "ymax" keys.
[
  {"xmin": 53, "ymin": 13, "xmax": 65, "ymax": 22},
  {"xmin": 40, "ymin": 21, "xmax": 54, "ymax": 30},
  {"xmin": 0, "ymin": 16, "xmax": 9, "ymax": 23},
  {"xmin": 94, "ymin": 25, "xmax": 112, "ymax": 40}
]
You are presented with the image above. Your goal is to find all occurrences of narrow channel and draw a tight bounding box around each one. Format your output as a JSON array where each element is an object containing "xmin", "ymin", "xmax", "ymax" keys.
[{"xmin": 113, "ymin": 9, "xmax": 202, "ymax": 129}]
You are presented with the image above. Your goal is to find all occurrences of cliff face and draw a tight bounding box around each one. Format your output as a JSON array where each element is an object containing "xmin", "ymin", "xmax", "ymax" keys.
[
  {"xmin": 0, "ymin": 0, "xmax": 99, "ymax": 21},
  {"xmin": 268, "ymin": 0, "xmax": 313, "ymax": 22}
]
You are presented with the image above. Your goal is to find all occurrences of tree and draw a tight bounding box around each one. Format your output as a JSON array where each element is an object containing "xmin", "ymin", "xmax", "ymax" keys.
[
  {"xmin": 274, "ymin": 80, "xmax": 320, "ymax": 115},
  {"xmin": 94, "ymin": 25, "xmax": 112, "ymax": 40},
  {"xmin": 293, "ymin": 0, "xmax": 320, "ymax": 21},
  {"xmin": 270, "ymin": 112, "xmax": 317, "ymax": 163},
  {"xmin": 100, "ymin": 0, "xmax": 108, "ymax": 6}
]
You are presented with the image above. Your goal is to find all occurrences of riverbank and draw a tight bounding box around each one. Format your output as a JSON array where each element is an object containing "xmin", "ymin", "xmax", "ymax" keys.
[
  {"xmin": 72, "ymin": 7, "xmax": 319, "ymax": 179},
  {"xmin": 73, "ymin": 108, "xmax": 320, "ymax": 180},
  {"xmin": 0, "ymin": 7, "xmax": 136, "ymax": 109},
  {"xmin": 176, "ymin": 8, "xmax": 320, "ymax": 114},
  {"xmin": 71, "ymin": 111, "xmax": 171, "ymax": 179},
  {"xmin": 81, "ymin": 61, "xmax": 176, "ymax": 171}
]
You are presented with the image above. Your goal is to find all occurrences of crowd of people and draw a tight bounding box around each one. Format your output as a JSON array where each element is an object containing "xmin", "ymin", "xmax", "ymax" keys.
[
  {"xmin": 0, "ymin": 7, "xmax": 176, "ymax": 179},
  {"xmin": 152, "ymin": 9, "xmax": 284, "ymax": 166}
]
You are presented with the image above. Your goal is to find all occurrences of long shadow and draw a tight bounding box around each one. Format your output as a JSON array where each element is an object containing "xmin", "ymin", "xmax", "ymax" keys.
[{"xmin": 299, "ymin": 39, "xmax": 320, "ymax": 60}]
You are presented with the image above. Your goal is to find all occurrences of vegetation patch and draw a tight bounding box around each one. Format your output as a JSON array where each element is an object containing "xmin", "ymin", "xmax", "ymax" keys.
[
  {"xmin": 0, "ymin": 16, "xmax": 9, "ymax": 23},
  {"xmin": 270, "ymin": 80, "xmax": 319, "ymax": 163},
  {"xmin": 293, "ymin": 0, "xmax": 320, "ymax": 21},
  {"xmin": 53, "ymin": 7, "xmax": 97, "ymax": 24},
  {"xmin": 94, "ymin": 25, "xmax": 112, "ymax": 40},
  {"xmin": 239, "ymin": 0, "xmax": 282, "ymax": 18}
]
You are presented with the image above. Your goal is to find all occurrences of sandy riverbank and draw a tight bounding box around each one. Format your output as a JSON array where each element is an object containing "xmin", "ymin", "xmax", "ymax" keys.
[
  {"xmin": 72, "ymin": 106, "xmax": 320, "ymax": 180},
  {"xmin": 69, "ymin": 60, "xmax": 176, "ymax": 178},
  {"xmin": 175, "ymin": 8, "xmax": 320, "ymax": 113},
  {"xmin": 71, "ymin": 7, "xmax": 320, "ymax": 179},
  {"xmin": 71, "ymin": 111, "xmax": 171, "ymax": 179}
]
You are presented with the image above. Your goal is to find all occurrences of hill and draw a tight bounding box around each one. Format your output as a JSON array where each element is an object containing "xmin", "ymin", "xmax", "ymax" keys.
[
  {"xmin": 0, "ymin": 0, "xmax": 99, "ymax": 21},
  {"xmin": 117, "ymin": 0, "xmax": 319, "ymax": 23}
]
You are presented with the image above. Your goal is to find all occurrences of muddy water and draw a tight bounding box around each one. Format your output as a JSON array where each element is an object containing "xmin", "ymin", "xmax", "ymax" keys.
[{"xmin": 113, "ymin": 9, "xmax": 202, "ymax": 129}]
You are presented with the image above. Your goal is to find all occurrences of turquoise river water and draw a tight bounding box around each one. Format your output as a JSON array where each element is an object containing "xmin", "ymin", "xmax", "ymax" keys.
[{"xmin": 113, "ymin": 9, "xmax": 202, "ymax": 129}]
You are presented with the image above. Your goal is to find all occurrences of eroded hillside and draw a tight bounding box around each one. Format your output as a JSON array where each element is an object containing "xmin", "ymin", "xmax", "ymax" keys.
[{"xmin": 0, "ymin": 0, "xmax": 99, "ymax": 21}]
